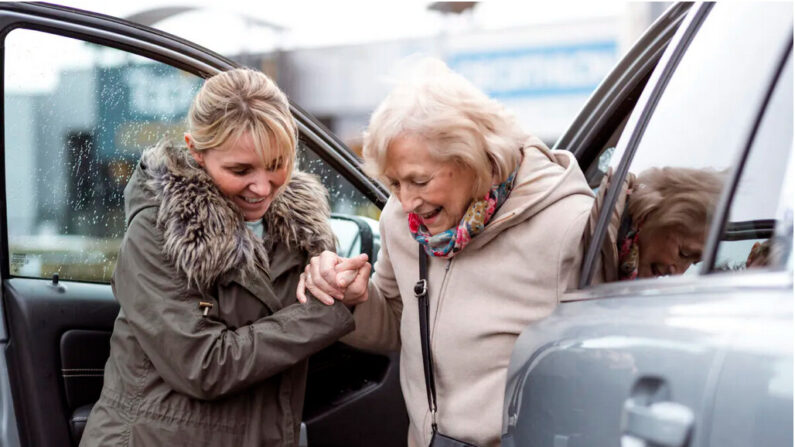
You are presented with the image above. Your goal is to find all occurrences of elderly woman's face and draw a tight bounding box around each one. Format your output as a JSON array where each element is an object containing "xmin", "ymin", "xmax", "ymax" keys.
[
  {"xmin": 636, "ymin": 225, "xmax": 705, "ymax": 278},
  {"xmin": 188, "ymin": 131, "xmax": 288, "ymax": 221},
  {"xmin": 384, "ymin": 134, "xmax": 476, "ymax": 235}
]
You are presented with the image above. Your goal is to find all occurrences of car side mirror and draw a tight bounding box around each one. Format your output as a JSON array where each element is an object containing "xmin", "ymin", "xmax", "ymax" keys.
[{"xmin": 329, "ymin": 214, "xmax": 380, "ymax": 265}]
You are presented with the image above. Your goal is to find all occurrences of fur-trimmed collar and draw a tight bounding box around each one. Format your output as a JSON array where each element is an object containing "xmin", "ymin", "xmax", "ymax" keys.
[{"xmin": 130, "ymin": 141, "xmax": 335, "ymax": 290}]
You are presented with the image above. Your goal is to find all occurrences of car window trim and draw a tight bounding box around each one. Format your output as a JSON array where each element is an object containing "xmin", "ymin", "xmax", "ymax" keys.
[
  {"xmin": 0, "ymin": 15, "xmax": 229, "ymax": 75},
  {"xmin": 579, "ymin": 2, "xmax": 714, "ymax": 289},
  {"xmin": 701, "ymin": 36, "xmax": 794, "ymax": 274},
  {"xmin": 556, "ymin": 2, "xmax": 692, "ymax": 162}
]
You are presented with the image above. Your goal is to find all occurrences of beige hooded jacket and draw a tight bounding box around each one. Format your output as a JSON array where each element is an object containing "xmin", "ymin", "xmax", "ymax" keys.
[{"xmin": 342, "ymin": 138, "xmax": 594, "ymax": 446}]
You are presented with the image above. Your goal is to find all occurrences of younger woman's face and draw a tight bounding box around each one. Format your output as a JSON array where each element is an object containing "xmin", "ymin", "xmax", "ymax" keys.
[{"xmin": 188, "ymin": 131, "xmax": 289, "ymax": 222}]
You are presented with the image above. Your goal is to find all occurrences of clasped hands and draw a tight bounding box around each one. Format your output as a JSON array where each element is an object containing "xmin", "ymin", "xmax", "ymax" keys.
[{"xmin": 297, "ymin": 250, "xmax": 371, "ymax": 306}]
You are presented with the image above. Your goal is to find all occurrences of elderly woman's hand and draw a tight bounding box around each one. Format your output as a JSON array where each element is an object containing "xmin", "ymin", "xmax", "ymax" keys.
[{"xmin": 297, "ymin": 251, "xmax": 370, "ymax": 306}]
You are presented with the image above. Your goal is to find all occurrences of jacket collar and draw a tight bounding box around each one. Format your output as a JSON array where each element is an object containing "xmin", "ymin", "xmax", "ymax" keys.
[
  {"xmin": 126, "ymin": 141, "xmax": 335, "ymax": 290},
  {"xmin": 466, "ymin": 136, "xmax": 594, "ymax": 251}
]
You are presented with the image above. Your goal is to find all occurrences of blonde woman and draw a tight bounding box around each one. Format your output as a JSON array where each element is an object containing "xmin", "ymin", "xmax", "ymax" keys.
[
  {"xmin": 81, "ymin": 68, "xmax": 353, "ymax": 446},
  {"xmin": 298, "ymin": 58, "xmax": 594, "ymax": 446}
]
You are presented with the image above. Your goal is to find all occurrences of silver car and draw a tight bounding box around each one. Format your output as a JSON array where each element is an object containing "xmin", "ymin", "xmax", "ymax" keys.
[{"xmin": 503, "ymin": 2, "xmax": 792, "ymax": 447}]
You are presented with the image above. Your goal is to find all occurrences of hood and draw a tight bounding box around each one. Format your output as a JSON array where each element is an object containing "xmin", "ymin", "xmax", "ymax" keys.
[
  {"xmin": 124, "ymin": 141, "xmax": 335, "ymax": 290},
  {"xmin": 467, "ymin": 136, "xmax": 594, "ymax": 251}
]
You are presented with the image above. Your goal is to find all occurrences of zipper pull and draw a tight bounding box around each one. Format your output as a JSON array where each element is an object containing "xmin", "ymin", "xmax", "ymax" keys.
[{"xmin": 199, "ymin": 301, "xmax": 213, "ymax": 317}]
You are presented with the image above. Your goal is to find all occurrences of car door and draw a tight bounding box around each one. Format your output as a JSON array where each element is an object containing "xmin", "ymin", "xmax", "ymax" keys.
[
  {"xmin": 502, "ymin": 3, "xmax": 792, "ymax": 447},
  {"xmin": 703, "ymin": 44, "xmax": 793, "ymax": 447},
  {"xmin": 0, "ymin": 3, "xmax": 406, "ymax": 447}
]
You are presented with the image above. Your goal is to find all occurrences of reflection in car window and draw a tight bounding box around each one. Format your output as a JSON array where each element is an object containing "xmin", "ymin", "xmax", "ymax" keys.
[
  {"xmin": 5, "ymin": 29, "xmax": 203, "ymax": 283},
  {"xmin": 712, "ymin": 55, "xmax": 793, "ymax": 273},
  {"xmin": 584, "ymin": 3, "xmax": 793, "ymax": 285}
]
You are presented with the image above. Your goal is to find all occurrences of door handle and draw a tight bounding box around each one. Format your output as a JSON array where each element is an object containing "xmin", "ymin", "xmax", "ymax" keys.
[{"xmin": 621, "ymin": 399, "xmax": 694, "ymax": 447}]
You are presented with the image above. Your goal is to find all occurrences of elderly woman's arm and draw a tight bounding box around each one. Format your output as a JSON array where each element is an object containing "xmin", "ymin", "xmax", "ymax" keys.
[
  {"xmin": 299, "ymin": 221, "xmax": 404, "ymax": 353},
  {"xmin": 339, "ymin": 238, "xmax": 403, "ymax": 352}
]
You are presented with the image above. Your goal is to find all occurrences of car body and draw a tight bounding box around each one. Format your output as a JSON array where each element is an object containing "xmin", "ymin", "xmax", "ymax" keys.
[{"xmin": 503, "ymin": 3, "xmax": 793, "ymax": 447}]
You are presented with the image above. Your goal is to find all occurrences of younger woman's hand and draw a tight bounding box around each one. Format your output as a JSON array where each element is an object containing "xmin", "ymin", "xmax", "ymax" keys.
[{"xmin": 297, "ymin": 251, "xmax": 369, "ymax": 305}]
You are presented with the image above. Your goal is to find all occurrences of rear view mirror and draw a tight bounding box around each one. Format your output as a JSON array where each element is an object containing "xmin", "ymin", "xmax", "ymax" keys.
[{"xmin": 329, "ymin": 214, "xmax": 380, "ymax": 264}]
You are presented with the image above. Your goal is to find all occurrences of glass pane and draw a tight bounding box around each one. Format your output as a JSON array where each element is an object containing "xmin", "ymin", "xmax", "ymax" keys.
[
  {"xmin": 713, "ymin": 55, "xmax": 793, "ymax": 272},
  {"xmin": 5, "ymin": 29, "xmax": 202, "ymax": 282},
  {"xmin": 587, "ymin": 3, "xmax": 792, "ymax": 284},
  {"xmin": 296, "ymin": 140, "xmax": 381, "ymax": 258}
]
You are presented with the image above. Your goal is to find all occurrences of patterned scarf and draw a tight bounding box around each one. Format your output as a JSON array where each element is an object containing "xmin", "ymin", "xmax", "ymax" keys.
[
  {"xmin": 409, "ymin": 170, "xmax": 517, "ymax": 258},
  {"xmin": 617, "ymin": 213, "xmax": 642, "ymax": 280}
]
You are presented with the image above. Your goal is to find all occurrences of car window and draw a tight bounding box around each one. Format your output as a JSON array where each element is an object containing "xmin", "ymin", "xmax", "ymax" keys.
[
  {"xmin": 5, "ymin": 29, "xmax": 203, "ymax": 283},
  {"xmin": 297, "ymin": 138, "xmax": 381, "ymax": 258},
  {"xmin": 712, "ymin": 54, "xmax": 793, "ymax": 273},
  {"xmin": 4, "ymin": 28, "xmax": 379, "ymax": 284},
  {"xmin": 585, "ymin": 3, "xmax": 793, "ymax": 285}
]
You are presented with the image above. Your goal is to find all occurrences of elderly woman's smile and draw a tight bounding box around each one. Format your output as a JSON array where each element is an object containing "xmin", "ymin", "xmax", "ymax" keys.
[{"xmin": 384, "ymin": 134, "xmax": 476, "ymax": 235}]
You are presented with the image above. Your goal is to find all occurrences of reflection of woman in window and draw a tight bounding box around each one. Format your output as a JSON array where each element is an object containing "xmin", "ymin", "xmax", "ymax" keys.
[
  {"xmin": 81, "ymin": 69, "xmax": 353, "ymax": 446},
  {"xmin": 587, "ymin": 166, "xmax": 725, "ymax": 282}
]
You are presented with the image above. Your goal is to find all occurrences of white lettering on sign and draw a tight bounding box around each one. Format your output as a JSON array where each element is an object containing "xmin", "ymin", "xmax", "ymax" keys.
[{"xmin": 448, "ymin": 41, "xmax": 617, "ymax": 98}]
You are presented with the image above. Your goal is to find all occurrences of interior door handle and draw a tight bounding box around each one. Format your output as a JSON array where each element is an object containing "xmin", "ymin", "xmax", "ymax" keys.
[{"xmin": 621, "ymin": 400, "xmax": 694, "ymax": 447}]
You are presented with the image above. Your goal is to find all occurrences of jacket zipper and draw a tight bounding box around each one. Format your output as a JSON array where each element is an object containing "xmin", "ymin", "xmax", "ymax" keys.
[{"xmin": 430, "ymin": 258, "xmax": 453, "ymax": 341}]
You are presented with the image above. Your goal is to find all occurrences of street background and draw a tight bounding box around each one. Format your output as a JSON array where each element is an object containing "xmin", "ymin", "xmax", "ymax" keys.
[{"xmin": 49, "ymin": 1, "xmax": 670, "ymax": 149}]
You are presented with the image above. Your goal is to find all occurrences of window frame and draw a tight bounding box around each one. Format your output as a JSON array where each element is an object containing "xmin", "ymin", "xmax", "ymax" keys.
[
  {"xmin": 567, "ymin": 2, "xmax": 794, "ymax": 301},
  {"xmin": 576, "ymin": 2, "xmax": 715, "ymax": 289}
]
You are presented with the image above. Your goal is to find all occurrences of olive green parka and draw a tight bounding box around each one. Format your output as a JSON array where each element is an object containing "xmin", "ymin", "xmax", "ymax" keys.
[{"xmin": 80, "ymin": 142, "xmax": 354, "ymax": 446}]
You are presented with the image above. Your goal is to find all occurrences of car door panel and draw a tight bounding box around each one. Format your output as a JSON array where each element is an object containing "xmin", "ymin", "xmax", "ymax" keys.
[
  {"xmin": 706, "ymin": 289, "xmax": 792, "ymax": 447},
  {"xmin": 60, "ymin": 329, "xmax": 112, "ymax": 411},
  {"xmin": 503, "ymin": 287, "xmax": 731, "ymax": 447},
  {"xmin": 4, "ymin": 279, "xmax": 118, "ymax": 446}
]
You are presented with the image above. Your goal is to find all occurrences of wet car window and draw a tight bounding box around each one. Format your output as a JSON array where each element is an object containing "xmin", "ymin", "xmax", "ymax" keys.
[
  {"xmin": 586, "ymin": 3, "xmax": 792, "ymax": 284},
  {"xmin": 4, "ymin": 29, "xmax": 203, "ymax": 283},
  {"xmin": 4, "ymin": 28, "xmax": 378, "ymax": 284},
  {"xmin": 712, "ymin": 54, "xmax": 793, "ymax": 273}
]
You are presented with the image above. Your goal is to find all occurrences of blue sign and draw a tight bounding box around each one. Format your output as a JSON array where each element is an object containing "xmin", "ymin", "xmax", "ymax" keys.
[{"xmin": 448, "ymin": 40, "xmax": 618, "ymax": 99}]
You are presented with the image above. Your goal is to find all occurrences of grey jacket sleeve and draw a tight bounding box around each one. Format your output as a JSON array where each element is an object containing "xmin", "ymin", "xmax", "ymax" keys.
[{"xmin": 113, "ymin": 208, "xmax": 355, "ymax": 400}]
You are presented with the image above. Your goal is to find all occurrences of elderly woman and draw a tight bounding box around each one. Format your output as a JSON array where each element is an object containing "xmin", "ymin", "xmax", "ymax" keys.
[
  {"xmin": 297, "ymin": 59, "xmax": 594, "ymax": 446},
  {"xmin": 587, "ymin": 166, "xmax": 725, "ymax": 282},
  {"xmin": 80, "ymin": 69, "xmax": 354, "ymax": 446}
]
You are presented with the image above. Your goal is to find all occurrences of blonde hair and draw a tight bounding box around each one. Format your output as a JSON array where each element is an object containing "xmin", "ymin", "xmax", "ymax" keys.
[
  {"xmin": 362, "ymin": 57, "xmax": 527, "ymax": 198},
  {"xmin": 629, "ymin": 167, "xmax": 726, "ymax": 235},
  {"xmin": 188, "ymin": 68, "xmax": 297, "ymax": 178}
]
